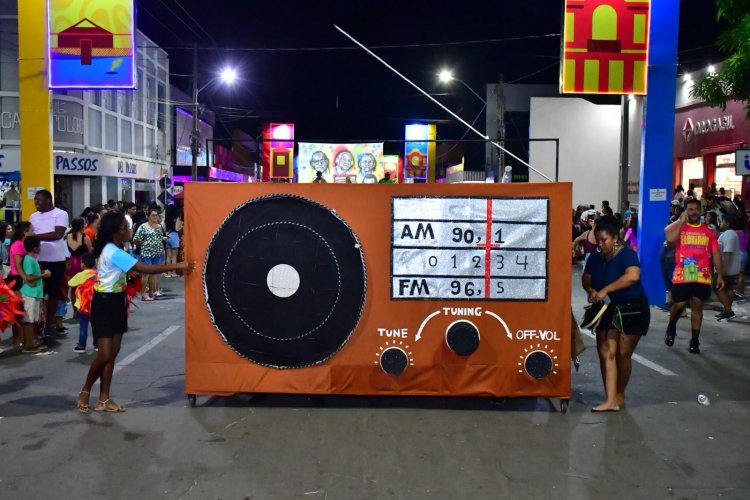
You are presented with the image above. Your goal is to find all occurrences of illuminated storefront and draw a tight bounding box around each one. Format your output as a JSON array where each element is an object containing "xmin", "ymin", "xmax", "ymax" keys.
[{"xmin": 674, "ymin": 97, "xmax": 749, "ymax": 204}]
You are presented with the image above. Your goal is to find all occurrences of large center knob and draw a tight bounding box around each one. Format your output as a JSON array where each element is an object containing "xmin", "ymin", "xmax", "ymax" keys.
[{"xmin": 445, "ymin": 320, "xmax": 480, "ymax": 356}]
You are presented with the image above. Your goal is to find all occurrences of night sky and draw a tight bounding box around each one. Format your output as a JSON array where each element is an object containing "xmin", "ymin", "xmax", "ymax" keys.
[{"xmin": 137, "ymin": 0, "xmax": 725, "ymax": 155}]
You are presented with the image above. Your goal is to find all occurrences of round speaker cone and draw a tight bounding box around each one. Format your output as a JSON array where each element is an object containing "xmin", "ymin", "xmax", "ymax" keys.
[{"xmin": 204, "ymin": 195, "xmax": 366, "ymax": 368}]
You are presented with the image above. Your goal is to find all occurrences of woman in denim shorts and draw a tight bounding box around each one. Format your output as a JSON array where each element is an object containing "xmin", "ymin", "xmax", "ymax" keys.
[{"xmin": 133, "ymin": 209, "xmax": 166, "ymax": 301}]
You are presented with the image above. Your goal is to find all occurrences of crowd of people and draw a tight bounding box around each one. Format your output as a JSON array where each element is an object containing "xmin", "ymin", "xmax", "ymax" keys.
[
  {"xmin": 0, "ymin": 190, "xmax": 194, "ymax": 413},
  {"xmin": 572, "ymin": 188, "xmax": 749, "ymax": 412}
]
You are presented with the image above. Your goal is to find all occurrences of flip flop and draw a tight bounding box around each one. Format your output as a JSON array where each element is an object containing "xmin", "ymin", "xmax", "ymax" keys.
[
  {"xmin": 591, "ymin": 406, "xmax": 620, "ymax": 413},
  {"xmin": 95, "ymin": 399, "xmax": 126, "ymax": 413},
  {"xmin": 77, "ymin": 390, "xmax": 90, "ymax": 414}
]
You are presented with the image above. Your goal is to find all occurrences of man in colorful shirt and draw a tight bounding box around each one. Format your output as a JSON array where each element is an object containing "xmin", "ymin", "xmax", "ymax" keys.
[{"xmin": 664, "ymin": 198, "xmax": 724, "ymax": 354}]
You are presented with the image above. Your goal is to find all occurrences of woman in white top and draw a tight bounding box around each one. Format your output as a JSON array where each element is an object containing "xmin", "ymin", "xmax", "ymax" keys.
[{"xmin": 76, "ymin": 212, "xmax": 194, "ymax": 413}]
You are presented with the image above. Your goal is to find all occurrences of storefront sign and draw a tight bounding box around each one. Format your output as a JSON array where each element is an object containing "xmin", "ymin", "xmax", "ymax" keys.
[
  {"xmin": 2, "ymin": 99, "xmax": 86, "ymax": 145},
  {"xmin": 208, "ymin": 166, "xmax": 248, "ymax": 182},
  {"xmin": 682, "ymin": 115, "xmax": 734, "ymax": 142},
  {"xmin": 53, "ymin": 152, "xmax": 160, "ymax": 179},
  {"xmin": 0, "ymin": 112, "xmax": 20, "ymax": 130},
  {"xmin": 737, "ymin": 149, "xmax": 750, "ymax": 176},
  {"xmin": 0, "ymin": 149, "xmax": 20, "ymax": 174},
  {"xmin": 674, "ymin": 99, "xmax": 750, "ymax": 159},
  {"xmin": 52, "ymin": 100, "xmax": 85, "ymax": 144}
]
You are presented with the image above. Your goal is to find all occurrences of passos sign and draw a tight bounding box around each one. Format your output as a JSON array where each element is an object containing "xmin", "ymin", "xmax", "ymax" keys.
[
  {"xmin": 54, "ymin": 153, "xmax": 99, "ymax": 172},
  {"xmin": 52, "ymin": 152, "xmax": 160, "ymax": 179}
]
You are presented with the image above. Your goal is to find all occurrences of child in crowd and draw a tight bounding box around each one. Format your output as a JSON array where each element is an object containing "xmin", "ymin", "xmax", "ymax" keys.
[
  {"xmin": 623, "ymin": 216, "xmax": 638, "ymax": 253},
  {"xmin": 53, "ymin": 280, "xmax": 70, "ymax": 335},
  {"xmin": 0, "ymin": 222, "xmax": 9, "ymax": 276},
  {"xmin": 8, "ymin": 222, "xmax": 33, "ymax": 350},
  {"xmin": 20, "ymin": 236, "xmax": 50, "ymax": 353},
  {"xmin": 68, "ymin": 253, "xmax": 97, "ymax": 353}
]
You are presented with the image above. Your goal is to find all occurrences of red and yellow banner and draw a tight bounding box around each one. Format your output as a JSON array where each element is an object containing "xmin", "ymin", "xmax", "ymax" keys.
[{"xmin": 561, "ymin": 0, "xmax": 650, "ymax": 95}]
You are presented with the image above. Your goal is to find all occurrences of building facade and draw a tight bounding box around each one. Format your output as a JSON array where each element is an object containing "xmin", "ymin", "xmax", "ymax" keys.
[
  {"xmin": 674, "ymin": 74, "xmax": 749, "ymax": 205},
  {"xmin": 0, "ymin": 2, "xmax": 170, "ymax": 218}
]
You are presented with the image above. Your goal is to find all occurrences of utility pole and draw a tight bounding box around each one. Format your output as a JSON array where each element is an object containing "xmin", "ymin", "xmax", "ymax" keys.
[
  {"xmin": 497, "ymin": 74, "xmax": 506, "ymax": 182},
  {"xmin": 191, "ymin": 45, "xmax": 199, "ymax": 182},
  {"xmin": 619, "ymin": 95, "xmax": 630, "ymax": 211}
]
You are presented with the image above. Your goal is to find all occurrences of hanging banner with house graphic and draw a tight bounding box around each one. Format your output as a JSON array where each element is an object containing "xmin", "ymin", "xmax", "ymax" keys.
[
  {"xmin": 560, "ymin": 0, "xmax": 650, "ymax": 95},
  {"xmin": 48, "ymin": 0, "xmax": 136, "ymax": 89}
]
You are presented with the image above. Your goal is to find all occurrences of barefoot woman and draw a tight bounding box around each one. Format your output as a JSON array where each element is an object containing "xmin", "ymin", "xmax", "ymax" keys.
[
  {"xmin": 77, "ymin": 213, "xmax": 194, "ymax": 413},
  {"xmin": 581, "ymin": 215, "xmax": 650, "ymax": 412}
]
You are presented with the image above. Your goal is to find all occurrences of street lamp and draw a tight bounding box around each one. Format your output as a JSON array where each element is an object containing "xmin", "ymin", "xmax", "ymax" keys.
[
  {"xmin": 437, "ymin": 68, "xmax": 487, "ymax": 105},
  {"xmin": 220, "ymin": 67, "xmax": 238, "ymax": 85},
  {"xmin": 191, "ymin": 58, "xmax": 239, "ymax": 182},
  {"xmin": 437, "ymin": 68, "xmax": 497, "ymax": 181}
]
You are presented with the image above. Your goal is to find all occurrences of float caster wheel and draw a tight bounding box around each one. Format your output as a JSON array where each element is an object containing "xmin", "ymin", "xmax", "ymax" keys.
[
  {"xmin": 187, "ymin": 394, "xmax": 197, "ymax": 407},
  {"xmin": 560, "ymin": 399, "xmax": 569, "ymax": 414}
]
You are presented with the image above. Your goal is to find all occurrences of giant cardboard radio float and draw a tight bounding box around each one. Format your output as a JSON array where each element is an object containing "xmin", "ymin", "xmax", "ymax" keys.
[{"xmin": 184, "ymin": 182, "xmax": 572, "ymax": 399}]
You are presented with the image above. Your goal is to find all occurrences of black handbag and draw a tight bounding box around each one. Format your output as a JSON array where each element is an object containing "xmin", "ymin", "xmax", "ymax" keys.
[
  {"xmin": 613, "ymin": 302, "xmax": 643, "ymax": 333},
  {"xmin": 581, "ymin": 302, "xmax": 609, "ymax": 330}
]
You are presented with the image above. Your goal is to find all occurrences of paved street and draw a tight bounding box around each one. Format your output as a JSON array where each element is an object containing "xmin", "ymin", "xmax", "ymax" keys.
[{"xmin": 1, "ymin": 268, "xmax": 748, "ymax": 500}]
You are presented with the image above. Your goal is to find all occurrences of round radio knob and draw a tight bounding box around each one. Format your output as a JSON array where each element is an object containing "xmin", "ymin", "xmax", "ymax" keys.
[
  {"xmin": 524, "ymin": 351, "xmax": 553, "ymax": 379},
  {"xmin": 380, "ymin": 347, "xmax": 408, "ymax": 375},
  {"xmin": 445, "ymin": 320, "xmax": 480, "ymax": 356}
]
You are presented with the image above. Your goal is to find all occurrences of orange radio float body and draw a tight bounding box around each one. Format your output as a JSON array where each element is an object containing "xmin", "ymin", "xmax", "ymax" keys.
[{"xmin": 185, "ymin": 182, "xmax": 572, "ymax": 398}]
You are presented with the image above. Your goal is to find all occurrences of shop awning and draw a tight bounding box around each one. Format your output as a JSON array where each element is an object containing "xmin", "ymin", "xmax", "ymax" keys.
[{"xmin": 0, "ymin": 171, "xmax": 20, "ymax": 182}]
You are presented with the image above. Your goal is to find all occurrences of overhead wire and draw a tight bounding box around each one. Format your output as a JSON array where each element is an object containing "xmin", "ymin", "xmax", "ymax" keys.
[
  {"xmin": 505, "ymin": 61, "xmax": 559, "ymax": 84},
  {"xmin": 171, "ymin": 0, "xmax": 217, "ymax": 45},
  {"xmin": 138, "ymin": 3, "xmax": 183, "ymax": 42},
  {"xmin": 156, "ymin": 0, "xmax": 210, "ymax": 44},
  {"xmin": 132, "ymin": 32, "xmax": 561, "ymax": 52}
]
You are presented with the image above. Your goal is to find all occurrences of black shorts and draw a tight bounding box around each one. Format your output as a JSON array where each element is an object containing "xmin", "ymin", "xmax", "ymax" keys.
[
  {"xmin": 596, "ymin": 297, "xmax": 651, "ymax": 336},
  {"xmin": 91, "ymin": 292, "xmax": 127, "ymax": 338},
  {"xmin": 5, "ymin": 274, "xmax": 24, "ymax": 292},
  {"xmin": 722, "ymin": 275, "xmax": 739, "ymax": 290},
  {"xmin": 39, "ymin": 261, "xmax": 66, "ymax": 300},
  {"xmin": 672, "ymin": 282, "xmax": 712, "ymax": 303}
]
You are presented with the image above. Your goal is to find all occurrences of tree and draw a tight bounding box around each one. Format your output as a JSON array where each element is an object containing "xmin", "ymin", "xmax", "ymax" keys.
[{"xmin": 689, "ymin": 0, "xmax": 750, "ymax": 117}]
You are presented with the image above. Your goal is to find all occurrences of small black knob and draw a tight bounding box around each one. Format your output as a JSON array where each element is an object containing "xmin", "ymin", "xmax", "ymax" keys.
[
  {"xmin": 380, "ymin": 347, "xmax": 408, "ymax": 375},
  {"xmin": 445, "ymin": 321, "xmax": 480, "ymax": 356},
  {"xmin": 524, "ymin": 351, "xmax": 552, "ymax": 379}
]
